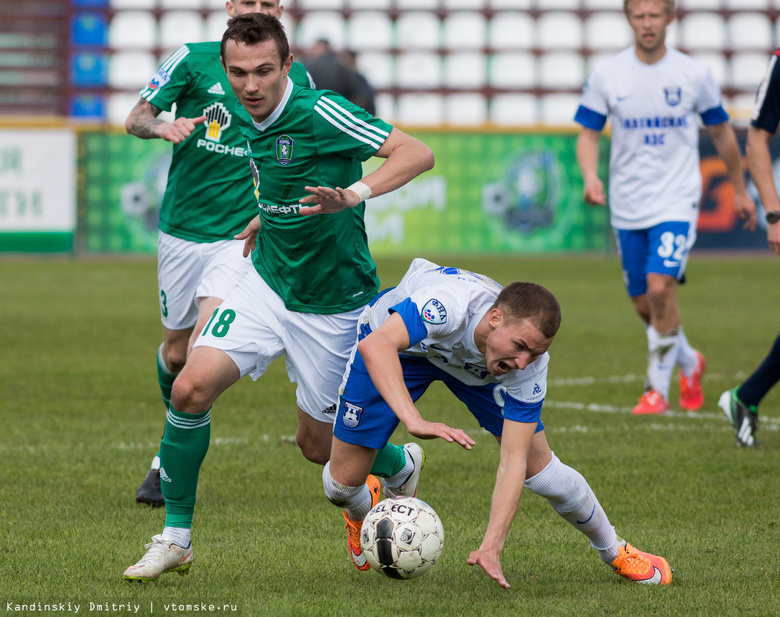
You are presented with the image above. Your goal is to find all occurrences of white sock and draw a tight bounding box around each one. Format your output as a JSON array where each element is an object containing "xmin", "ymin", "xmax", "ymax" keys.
[
  {"xmin": 646, "ymin": 326, "xmax": 679, "ymax": 399},
  {"xmin": 151, "ymin": 455, "xmax": 161, "ymax": 471},
  {"xmin": 524, "ymin": 453, "xmax": 619, "ymax": 565},
  {"xmin": 676, "ymin": 326, "xmax": 698, "ymax": 376},
  {"xmin": 162, "ymin": 526, "xmax": 191, "ymax": 549},
  {"xmin": 322, "ymin": 462, "xmax": 374, "ymax": 521}
]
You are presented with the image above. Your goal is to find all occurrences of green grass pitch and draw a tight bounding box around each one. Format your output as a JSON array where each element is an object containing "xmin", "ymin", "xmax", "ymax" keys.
[{"xmin": 1, "ymin": 254, "xmax": 777, "ymax": 617}]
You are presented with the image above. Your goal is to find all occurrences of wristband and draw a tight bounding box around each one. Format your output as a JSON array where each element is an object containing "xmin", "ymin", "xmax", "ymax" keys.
[{"xmin": 346, "ymin": 181, "xmax": 372, "ymax": 203}]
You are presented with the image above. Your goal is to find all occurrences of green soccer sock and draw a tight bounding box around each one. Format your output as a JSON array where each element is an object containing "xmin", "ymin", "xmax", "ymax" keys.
[
  {"xmin": 156, "ymin": 344, "xmax": 180, "ymax": 409},
  {"xmin": 160, "ymin": 406, "xmax": 211, "ymax": 529},
  {"xmin": 369, "ymin": 442, "xmax": 406, "ymax": 478}
]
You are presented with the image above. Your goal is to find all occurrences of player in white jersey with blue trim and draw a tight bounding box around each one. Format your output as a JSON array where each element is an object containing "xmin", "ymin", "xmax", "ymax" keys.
[
  {"xmin": 575, "ymin": 0, "xmax": 755, "ymax": 415},
  {"xmin": 322, "ymin": 258, "xmax": 673, "ymax": 588}
]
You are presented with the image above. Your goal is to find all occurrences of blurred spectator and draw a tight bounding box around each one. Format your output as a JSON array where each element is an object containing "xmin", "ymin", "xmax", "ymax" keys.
[{"xmin": 304, "ymin": 39, "xmax": 375, "ymax": 114}]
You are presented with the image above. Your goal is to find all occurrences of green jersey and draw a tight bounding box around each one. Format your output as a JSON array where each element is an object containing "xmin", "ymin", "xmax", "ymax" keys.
[
  {"xmin": 140, "ymin": 42, "xmax": 313, "ymax": 243},
  {"xmin": 234, "ymin": 83, "xmax": 393, "ymax": 314}
]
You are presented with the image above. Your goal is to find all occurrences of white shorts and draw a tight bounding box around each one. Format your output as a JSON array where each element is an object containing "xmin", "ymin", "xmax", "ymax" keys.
[
  {"xmin": 192, "ymin": 269, "xmax": 365, "ymax": 423},
  {"xmin": 157, "ymin": 230, "xmax": 253, "ymax": 330}
]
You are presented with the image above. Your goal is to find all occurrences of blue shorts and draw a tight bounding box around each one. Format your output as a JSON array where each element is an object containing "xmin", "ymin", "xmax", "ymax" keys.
[
  {"xmin": 333, "ymin": 353, "xmax": 544, "ymax": 450},
  {"xmin": 615, "ymin": 222, "xmax": 695, "ymax": 298}
]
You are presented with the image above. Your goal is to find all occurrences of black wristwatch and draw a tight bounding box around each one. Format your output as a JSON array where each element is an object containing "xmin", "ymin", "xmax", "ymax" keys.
[{"xmin": 767, "ymin": 211, "xmax": 780, "ymax": 224}]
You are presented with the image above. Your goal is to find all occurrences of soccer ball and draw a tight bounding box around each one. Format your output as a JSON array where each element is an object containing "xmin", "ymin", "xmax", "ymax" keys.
[{"xmin": 360, "ymin": 496, "xmax": 444, "ymax": 579}]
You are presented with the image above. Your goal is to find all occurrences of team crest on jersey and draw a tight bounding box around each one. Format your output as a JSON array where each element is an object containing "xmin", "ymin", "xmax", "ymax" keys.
[
  {"xmin": 664, "ymin": 86, "xmax": 682, "ymax": 106},
  {"xmin": 276, "ymin": 135, "xmax": 293, "ymax": 165},
  {"xmin": 421, "ymin": 299, "xmax": 447, "ymax": 324},
  {"xmin": 464, "ymin": 363, "xmax": 489, "ymax": 380},
  {"xmin": 148, "ymin": 68, "xmax": 171, "ymax": 91},
  {"xmin": 203, "ymin": 102, "xmax": 232, "ymax": 142},
  {"xmin": 342, "ymin": 401, "xmax": 363, "ymax": 428}
]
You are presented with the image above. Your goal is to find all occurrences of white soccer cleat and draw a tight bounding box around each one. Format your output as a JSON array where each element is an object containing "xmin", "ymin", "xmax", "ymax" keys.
[
  {"xmin": 384, "ymin": 443, "xmax": 425, "ymax": 499},
  {"xmin": 123, "ymin": 535, "xmax": 194, "ymax": 581}
]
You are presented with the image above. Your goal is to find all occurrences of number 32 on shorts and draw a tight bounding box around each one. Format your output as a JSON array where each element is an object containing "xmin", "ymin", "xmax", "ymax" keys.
[{"xmin": 202, "ymin": 308, "xmax": 236, "ymax": 338}]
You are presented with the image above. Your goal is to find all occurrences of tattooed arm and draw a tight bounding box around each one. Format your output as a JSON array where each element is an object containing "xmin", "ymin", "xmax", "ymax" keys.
[{"xmin": 125, "ymin": 98, "xmax": 207, "ymax": 145}]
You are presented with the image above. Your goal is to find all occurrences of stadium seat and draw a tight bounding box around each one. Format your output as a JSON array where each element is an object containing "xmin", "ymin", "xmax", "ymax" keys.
[
  {"xmin": 397, "ymin": 94, "xmax": 444, "ymax": 125},
  {"xmin": 108, "ymin": 11, "xmax": 157, "ymax": 49},
  {"xmin": 489, "ymin": 0, "xmax": 532, "ymax": 9},
  {"xmin": 396, "ymin": 11, "xmax": 441, "ymax": 50},
  {"xmin": 107, "ymin": 92, "xmax": 148, "ymax": 126},
  {"xmin": 205, "ymin": 11, "xmax": 228, "ymax": 40},
  {"xmin": 297, "ymin": 0, "xmax": 345, "ymax": 9},
  {"xmin": 582, "ymin": 0, "xmax": 628, "ymax": 8},
  {"xmin": 584, "ymin": 12, "xmax": 632, "ymax": 51},
  {"xmin": 442, "ymin": 11, "xmax": 487, "ymax": 50},
  {"xmin": 678, "ymin": 0, "xmax": 725, "ymax": 8},
  {"xmin": 490, "ymin": 93, "xmax": 538, "ymax": 125},
  {"xmin": 296, "ymin": 11, "xmax": 346, "ymax": 50},
  {"xmin": 356, "ymin": 52, "xmax": 394, "ymax": 89},
  {"xmin": 70, "ymin": 52, "xmax": 108, "ymax": 86},
  {"xmin": 348, "ymin": 11, "xmax": 393, "ymax": 51},
  {"xmin": 691, "ymin": 52, "xmax": 728, "ymax": 87},
  {"xmin": 586, "ymin": 51, "xmax": 614, "ymax": 74},
  {"xmin": 539, "ymin": 93, "xmax": 581, "ymax": 125},
  {"xmin": 443, "ymin": 52, "xmax": 487, "ymax": 89},
  {"xmin": 374, "ymin": 92, "xmax": 395, "ymax": 122},
  {"xmin": 69, "ymin": 93, "xmax": 106, "ymax": 118},
  {"xmin": 396, "ymin": 0, "xmax": 438, "ymax": 9},
  {"xmin": 396, "ymin": 52, "xmax": 442, "ymax": 88},
  {"xmin": 535, "ymin": 0, "xmax": 581, "ymax": 8},
  {"xmin": 444, "ymin": 94, "xmax": 488, "ymax": 125},
  {"xmin": 679, "ymin": 12, "xmax": 726, "ymax": 51},
  {"xmin": 160, "ymin": 0, "xmax": 206, "ymax": 7},
  {"xmin": 489, "ymin": 52, "xmax": 536, "ymax": 88},
  {"xmin": 444, "ymin": 0, "xmax": 488, "ymax": 7},
  {"xmin": 730, "ymin": 52, "xmax": 773, "ymax": 90},
  {"xmin": 110, "ymin": 0, "xmax": 155, "ymax": 8},
  {"xmin": 727, "ymin": 93, "xmax": 760, "ymax": 125},
  {"xmin": 488, "ymin": 13, "xmax": 534, "ymax": 50},
  {"xmin": 729, "ymin": 13, "xmax": 773, "ymax": 52},
  {"xmin": 536, "ymin": 12, "xmax": 583, "ymax": 50},
  {"xmin": 108, "ymin": 50, "xmax": 157, "ymax": 89},
  {"xmin": 205, "ymin": 0, "xmax": 229, "ymax": 8},
  {"xmin": 723, "ymin": 0, "xmax": 773, "ymax": 8},
  {"xmin": 349, "ymin": 0, "xmax": 391, "ymax": 8},
  {"xmin": 538, "ymin": 52, "xmax": 584, "ymax": 89},
  {"xmin": 159, "ymin": 11, "xmax": 205, "ymax": 50},
  {"xmin": 71, "ymin": 12, "xmax": 108, "ymax": 46}
]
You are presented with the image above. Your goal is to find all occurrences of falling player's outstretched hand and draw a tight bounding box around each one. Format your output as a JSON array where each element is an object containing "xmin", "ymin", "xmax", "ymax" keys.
[
  {"xmin": 467, "ymin": 548, "xmax": 510, "ymax": 589},
  {"xmin": 403, "ymin": 416, "xmax": 476, "ymax": 451},
  {"xmin": 299, "ymin": 185, "xmax": 362, "ymax": 216}
]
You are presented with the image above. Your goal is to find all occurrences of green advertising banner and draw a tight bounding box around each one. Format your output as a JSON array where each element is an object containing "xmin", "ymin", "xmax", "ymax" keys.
[
  {"xmin": 80, "ymin": 130, "xmax": 610, "ymax": 255},
  {"xmin": 81, "ymin": 132, "xmax": 171, "ymax": 253},
  {"xmin": 364, "ymin": 131, "xmax": 610, "ymax": 254}
]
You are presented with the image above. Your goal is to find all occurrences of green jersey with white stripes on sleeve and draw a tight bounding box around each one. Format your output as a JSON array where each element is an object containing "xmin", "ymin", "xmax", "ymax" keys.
[
  {"xmin": 234, "ymin": 80, "xmax": 393, "ymax": 315},
  {"xmin": 139, "ymin": 41, "xmax": 314, "ymax": 243}
]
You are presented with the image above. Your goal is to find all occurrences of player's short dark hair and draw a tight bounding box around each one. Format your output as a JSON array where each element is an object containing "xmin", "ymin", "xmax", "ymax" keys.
[
  {"xmin": 221, "ymin": 13, "xmax": 290, "ymax": 67},
  {"xmin": 493, "ymin": 282, "xmax": 561, "ymax": 339}
]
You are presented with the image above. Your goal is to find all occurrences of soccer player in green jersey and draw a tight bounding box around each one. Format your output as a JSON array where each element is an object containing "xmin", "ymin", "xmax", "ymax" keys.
[
  {"xmin": 125, "ymin": 0, "xmax": 314, "ymax": 508},
  {"xmin": 123, "ymin": 13, "xmax": 435, "ymax": 581}
]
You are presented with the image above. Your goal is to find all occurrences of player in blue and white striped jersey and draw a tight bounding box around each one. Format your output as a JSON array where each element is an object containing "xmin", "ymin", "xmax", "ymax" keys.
[{"xmin": 574, "ymin": 0, "xmax": 755, "ymax": 415}]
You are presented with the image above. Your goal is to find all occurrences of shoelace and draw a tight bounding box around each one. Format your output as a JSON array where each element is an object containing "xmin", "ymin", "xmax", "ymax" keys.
[
  {"xmin": 136, "ymin": 536, "xmax": 174, "ymax": 566},
  {"xmin": 614, "ymin": 549, "xmax": 652, "ymax": 576},
  {"xmin": 342, "ymin": 512, "xmax": 362, "ymax": 550}
]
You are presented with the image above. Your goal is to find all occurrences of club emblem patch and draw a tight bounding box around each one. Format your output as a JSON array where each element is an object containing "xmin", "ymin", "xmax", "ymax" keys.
[
  {"xmin": 664, "ymin": 86, "xmax": 681, "ymax": 106},
  {"xmin": 421, "ymin": 299, "xmax": 447, "ymax": 324},
  {"xmin": 342, "ymin": 401, "xmax": 363, "ymax": 428},
  {"xmin": 276, "ymin": 135, "xmax": 293, "ymax": 165}
]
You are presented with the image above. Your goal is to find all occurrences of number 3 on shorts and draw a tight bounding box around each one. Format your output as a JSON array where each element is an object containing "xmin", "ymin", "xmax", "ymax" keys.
[{"xmin": 202, "ymin": 307, "xmax": 237, "ymax": 338}]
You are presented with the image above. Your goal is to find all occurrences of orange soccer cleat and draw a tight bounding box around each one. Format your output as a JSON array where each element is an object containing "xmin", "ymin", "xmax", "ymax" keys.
[{"xmin": 343, "ymin": 474, "xmax": 382, "ymax": 571}]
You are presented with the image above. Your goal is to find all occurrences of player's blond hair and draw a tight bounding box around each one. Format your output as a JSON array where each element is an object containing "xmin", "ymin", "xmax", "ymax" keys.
[
  {"xmin": 492, "ymin": 282, "xmax": 561, "ymax": 339},
  {"xmin": 624, "ymin": 0, "xmax": 674, "ymax": 16}
]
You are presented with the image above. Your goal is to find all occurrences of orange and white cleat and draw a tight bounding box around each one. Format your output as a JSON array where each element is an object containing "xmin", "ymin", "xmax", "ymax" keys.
[
  {"xmin": 679, "ymin": 351, "xmax": 706, "ymax": 411},
  {"xmin": 632, "ymin": 390, "xmax": 670, "ymax": 415},
  {"xmin": 611, "ymin": 543, "xmax": 672, "ymax": 585},
  {"xmin": 343, "ymin": 474, "xmax": 382, "ymax": 571}
]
